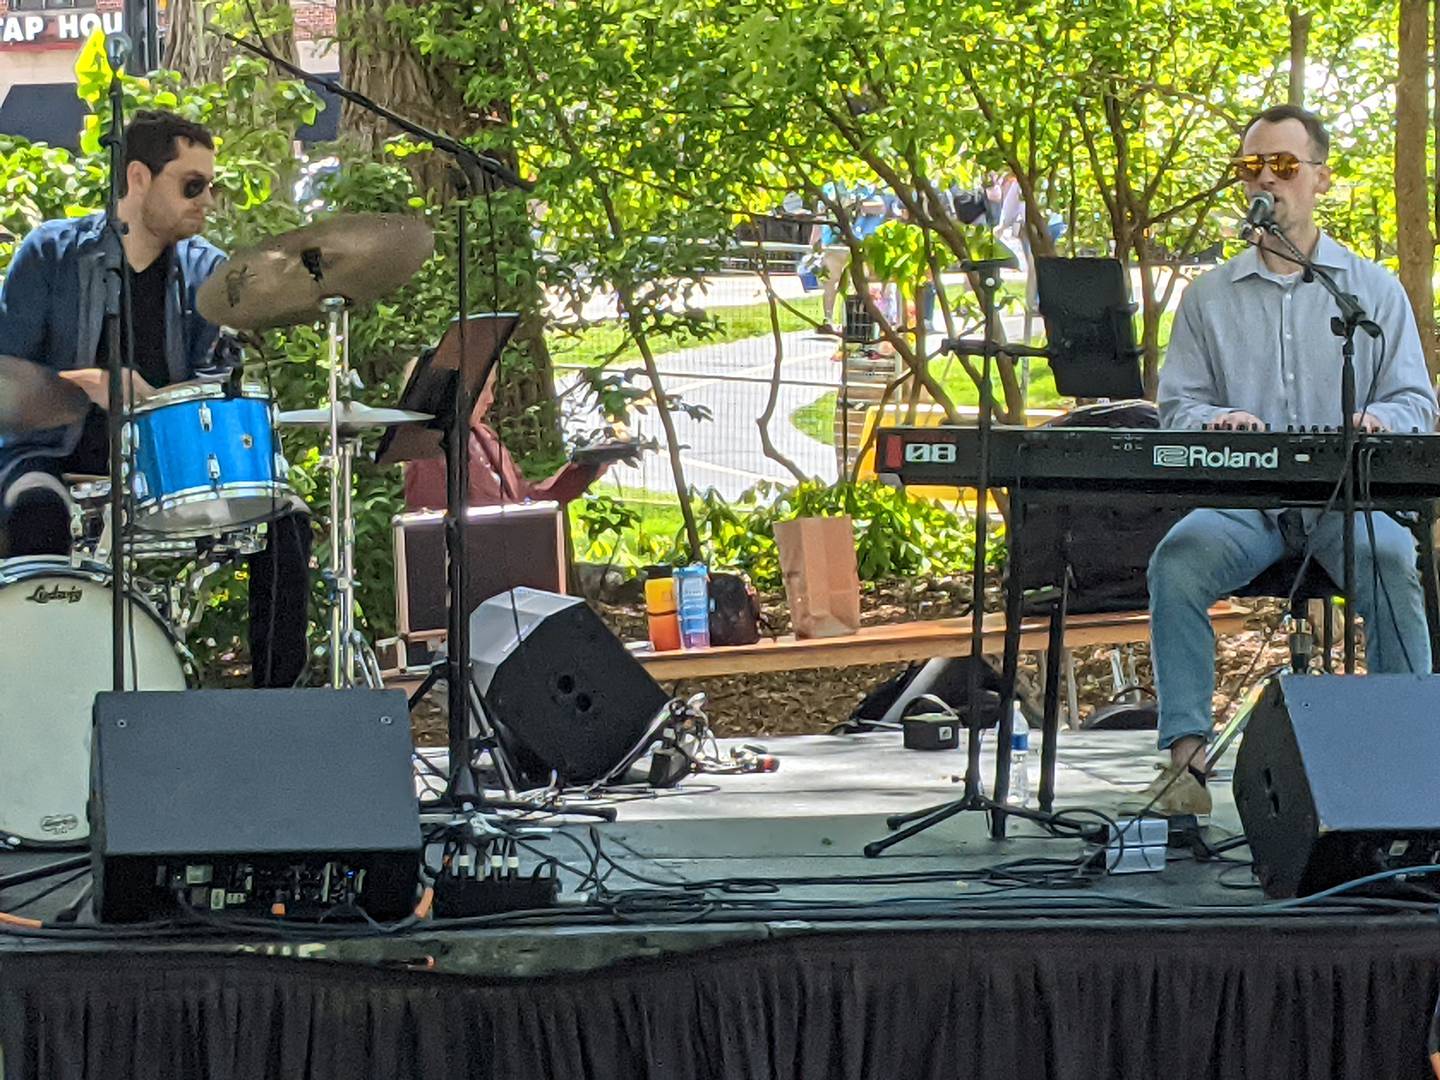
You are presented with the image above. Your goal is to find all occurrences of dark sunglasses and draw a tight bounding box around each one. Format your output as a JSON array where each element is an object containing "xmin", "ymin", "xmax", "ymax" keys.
[
  {"xmin": 1230, "ymin": 152, "xmax": 1324, "ymax": 181},
  {"xmin": 181, "ymin": 175, "xmax": 218, "ymax": 200}
]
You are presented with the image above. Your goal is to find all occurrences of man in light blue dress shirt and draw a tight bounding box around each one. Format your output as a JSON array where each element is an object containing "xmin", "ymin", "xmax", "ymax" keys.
[{"xmin": 1126, "ymin": 105, "xmax": 1438, "ymax": 818}]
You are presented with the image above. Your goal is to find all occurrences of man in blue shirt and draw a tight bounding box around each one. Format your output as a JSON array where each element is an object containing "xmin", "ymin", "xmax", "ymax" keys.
[
  {"xmin": 0, "ymin": 110, "xmax": 311, "ymax": 688},
  {"xmin": 1129, "ymin": 105, "xmax": 1437, "ymax": 818}
]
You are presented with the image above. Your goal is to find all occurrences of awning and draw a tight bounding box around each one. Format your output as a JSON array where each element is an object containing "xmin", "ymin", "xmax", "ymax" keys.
[
  {"xmin": 295, "ymin": 74, "xmax": 340, "ymax": 144},
  {"xmin": 0, "ymin": 83, "xmax": 86, "ymax": 150},
  {"xmin": 0, "ymin": 76, "xmax": 340, "ymax": 151}
]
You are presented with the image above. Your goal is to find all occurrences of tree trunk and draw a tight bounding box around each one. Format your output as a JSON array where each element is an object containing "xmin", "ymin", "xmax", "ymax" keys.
[
  {"xmin": 1433, "ymin": 0, "xmax": 1440, "ymax": 256},
  {"xmin": 336, "ymin": 1, "xmax": 560, "ymax": 462},
  {"xmin": 336, "ymin": 0, "xmax": 469, "ymax": 194},
  {"xmin": 164, "ymin": 0, "xmax": 295, "ymax": 83},
  {"xmin": 1287, "ymin": 6, "xmax": 1312, "ymax": 106},
  {"xmin": 753, "ymin": 259, "xmax": 812, "ymax": 485},
  {"xmin": 1397, "ymin": 0, "xmax": 1438, "ymax": 378}
]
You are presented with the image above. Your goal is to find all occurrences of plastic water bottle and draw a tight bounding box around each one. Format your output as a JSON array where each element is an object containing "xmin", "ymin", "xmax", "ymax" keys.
[
  {"xmin": 1007, "ymin": 706, "xmax": 1033, "ymax": 808},
  {"xmin": 673, "ymin": 564, "xmax": 711, "ymax": 649}
]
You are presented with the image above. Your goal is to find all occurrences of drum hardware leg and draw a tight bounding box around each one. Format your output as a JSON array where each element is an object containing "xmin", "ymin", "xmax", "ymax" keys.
[
  {"xmin": 321, "ymin": 295, "xmax": 350, "ymax": 690},
  {"xmin": 317, "ymin": 297, "xmax": 368, "ymax": 690},
  {"xmin": 339, "ymin": 436, "xmax": 360, "ymax": 685},
  {"xmin": 468, "ymin": 678, "xmax": 520, "ymax": 799},
  {"xmin": 175, "ymin": 558, "xmax": 226, "ymax": 636},
  {"xmin": 353, "ymin": 632, "xmax": 384, "ymax": 689}
]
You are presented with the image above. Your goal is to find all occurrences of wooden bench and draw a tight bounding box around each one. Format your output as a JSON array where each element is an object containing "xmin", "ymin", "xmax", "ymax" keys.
[{"xmin": 633, "ymin": 602, "xmax": 1249, "ymax": 681}]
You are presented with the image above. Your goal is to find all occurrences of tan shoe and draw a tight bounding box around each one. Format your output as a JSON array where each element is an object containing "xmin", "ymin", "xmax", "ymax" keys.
[{"xmin": 1117, "ymin": 763, "xmax": 1212, "ymax": 821}]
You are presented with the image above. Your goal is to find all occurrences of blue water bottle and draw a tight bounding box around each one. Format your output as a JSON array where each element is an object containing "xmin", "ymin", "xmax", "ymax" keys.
[{"xmin": 673, "ymin": 565, "xmax": 711, "ymax": 649}]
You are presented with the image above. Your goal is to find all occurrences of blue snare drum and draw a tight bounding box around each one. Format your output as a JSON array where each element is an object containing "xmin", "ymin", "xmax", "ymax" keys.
[{"xmin": 128, "ymin": 383, "xmax": 291, "ymax": 535}]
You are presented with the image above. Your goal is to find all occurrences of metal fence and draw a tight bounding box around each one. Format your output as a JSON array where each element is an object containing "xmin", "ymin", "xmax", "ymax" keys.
[{"xmin": 554, "ymin": 325, "xmax": 967, "ymax": 504}]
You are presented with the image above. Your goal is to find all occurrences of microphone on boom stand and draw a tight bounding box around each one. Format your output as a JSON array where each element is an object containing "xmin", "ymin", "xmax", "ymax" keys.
[
  {"xmin": 1239, "ymin": 192, "xmax": 1276, "ymax": 242},
  {"xmin": 105, "ymin": 31, "xmax": 132, "ymax": 71},
  {"xmin": 1246, "ymin": 191, "xmax": 1276, "ymax": 230}
]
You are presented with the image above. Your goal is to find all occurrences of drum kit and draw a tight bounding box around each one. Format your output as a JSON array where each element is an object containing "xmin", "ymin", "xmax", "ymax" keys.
[{"xmin": 0, "ymin": 213, "xmax": 435, "ymax": 847}]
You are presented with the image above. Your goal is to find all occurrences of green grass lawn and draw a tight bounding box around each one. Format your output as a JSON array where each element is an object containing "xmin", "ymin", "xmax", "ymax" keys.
[
  {"xmin": 569, "ymin": 493, "xmax": 692, "ymax": 566},
  {"xmin": 792, "ymin": 393, "xmax": 835, "ymax": 444},
  {"xmin": 550, "ymin": 295, "xmax": 826, "ymax": 369}
]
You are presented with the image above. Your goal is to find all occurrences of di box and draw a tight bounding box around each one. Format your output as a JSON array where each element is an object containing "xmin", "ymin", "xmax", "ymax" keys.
[{"xmin": 91, "ymin": 689, "xmax": 420, "ymax": 923}]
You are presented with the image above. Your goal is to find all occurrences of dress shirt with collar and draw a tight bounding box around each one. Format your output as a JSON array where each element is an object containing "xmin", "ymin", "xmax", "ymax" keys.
[{"xmin": 1158, "ymin": 233, "xmax": 1437, "ymax": 434}]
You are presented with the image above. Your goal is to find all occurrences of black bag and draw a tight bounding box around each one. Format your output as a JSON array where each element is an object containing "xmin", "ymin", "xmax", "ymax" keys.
[
  {"xmin": 949, "ymin": 186, "xmax": 989, "ymax": 225},
  {"xmin": 708, "ymin": 572, "xmax": 761, "ymax": 646},
  {"xmin": 845, "ymin": 655, "xmax": 1010, "ymax": 729},
  {"xmin": 1012, "ymin": 400, "xmax": 1185, "ymax": 615}
]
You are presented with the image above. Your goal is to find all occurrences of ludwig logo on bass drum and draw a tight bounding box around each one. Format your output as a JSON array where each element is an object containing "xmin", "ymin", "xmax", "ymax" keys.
[
  {"xmin": 27, "ymin": 584, "xmax": 83, "ymax": 604},
  {"xmin": 1153, "ymin": 445, "xmax": 1279, "ymax": 470}
]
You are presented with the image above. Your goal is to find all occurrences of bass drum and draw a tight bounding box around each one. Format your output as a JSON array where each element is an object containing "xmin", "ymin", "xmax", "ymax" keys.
[{"xmin": 0, "ymin": 557, "xmax": 188, "ymax": 846}]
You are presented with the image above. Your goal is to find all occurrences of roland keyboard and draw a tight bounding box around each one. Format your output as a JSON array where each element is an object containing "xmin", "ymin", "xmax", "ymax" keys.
[{"xmin": 875, "ymin": 426, "xmax": 1440, "ymax": 507}]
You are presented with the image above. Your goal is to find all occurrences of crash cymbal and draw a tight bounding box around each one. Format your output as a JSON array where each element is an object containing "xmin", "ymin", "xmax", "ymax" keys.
[
  {"xmin": 279, "ymin": 402, "xmax": 433, "ymax": 437},
  {"xmin": 197, "ymin": 214, "xmax": 435, "ymax": 330},
  {"xmin": 0, "ymin": 356, "xmax": 92, "ymax": 436}
]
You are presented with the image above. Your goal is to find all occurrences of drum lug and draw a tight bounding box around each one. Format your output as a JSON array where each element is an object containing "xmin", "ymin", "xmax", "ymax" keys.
[
  {"xmin": 199, "ymin": 402, "xmax": 213, "ymax": 432},
  {"xmin": 131, "ymin": 472, "xmax": 149, "ymax": 500},
  {"xmin": 121, "ymin": 422, "xmax": 138, "ymax": 455},
  {"xmin": 207, "ymin": 455, "xmax": 222, "ymax": 483},
  {"xmin": 275, "ymin": 453, "xmax": 290, "ymax": 479}
]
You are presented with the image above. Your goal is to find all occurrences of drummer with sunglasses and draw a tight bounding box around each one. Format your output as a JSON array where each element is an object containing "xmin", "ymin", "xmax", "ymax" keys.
[
  {"xmin": 0, "ymin": 109, "xmax": 312, "ymax": 689},
  {"xmin": 1123, "ymin": 104, "xmax": 1437, "ymax": 820}
]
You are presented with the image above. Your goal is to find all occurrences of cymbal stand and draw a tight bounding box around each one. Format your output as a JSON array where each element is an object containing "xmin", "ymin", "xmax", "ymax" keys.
[{"xmin": 318, "ymin": 295, "xmax": 378, "ymax": 689}]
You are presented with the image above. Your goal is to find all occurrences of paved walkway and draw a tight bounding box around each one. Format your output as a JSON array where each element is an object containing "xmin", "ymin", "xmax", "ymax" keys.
[
  {"xmin": 561, "ymin": 313, "xmax": 1034, "ymax": 501},
  {"xmin": 559, "ymin": 268, "xmax": 1193, "ymax": 502}
]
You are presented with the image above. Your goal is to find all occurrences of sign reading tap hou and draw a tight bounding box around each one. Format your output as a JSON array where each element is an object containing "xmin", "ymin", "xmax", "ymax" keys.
[{"xmin": 0, "ymin": 9, "xmax": 123, "ymax": 48}]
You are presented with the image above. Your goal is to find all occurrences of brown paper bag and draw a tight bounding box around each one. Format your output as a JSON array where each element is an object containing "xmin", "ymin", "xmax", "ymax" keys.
[{"xmin": 774, "ymin": 515, "xmax": 861, "ymax": 639}]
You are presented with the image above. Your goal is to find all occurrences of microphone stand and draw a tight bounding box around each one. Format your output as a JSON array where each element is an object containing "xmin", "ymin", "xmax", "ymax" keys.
[
  {"xmin": 864, "ymin": 258, "xmax": 1058, "ymax": 854},
  {"xmin": 1256, "ymin": 222, "xmax": 1381, "ymax": 674},
  {"xmin": 214, "ymin": 27, "xmax": 530, "ymax": 800},
  {"xmin": 101, "ymin": 40, "xmax": 130, "ymax": 693}
]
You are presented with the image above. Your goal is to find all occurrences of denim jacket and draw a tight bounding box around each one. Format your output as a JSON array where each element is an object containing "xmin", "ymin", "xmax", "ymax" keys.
[{"xmin": 0, "ymin": 212, "xmax": 226, "ymax": 485}]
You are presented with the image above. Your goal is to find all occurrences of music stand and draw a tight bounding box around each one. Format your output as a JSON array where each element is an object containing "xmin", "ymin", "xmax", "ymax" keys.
[
  {"xmin": 1034, "ymin": 256, "xmax": 1144, "ymax": 400},
  {"xmin": 377, "ymin": 311, "xmax": 520, "ymax": 797},
  {"xmin": 376, "ymin": 312, "xmax": 520, "ymax": 467}
]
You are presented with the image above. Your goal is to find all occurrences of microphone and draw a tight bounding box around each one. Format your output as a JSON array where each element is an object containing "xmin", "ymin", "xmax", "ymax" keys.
[
  {"xmin": 1246, "ymin": 191, "xmax": 1276, "ymax": 231},
  {"xmin": 105, "ymin": 31, "xmax": 132, "ymax": 71}
]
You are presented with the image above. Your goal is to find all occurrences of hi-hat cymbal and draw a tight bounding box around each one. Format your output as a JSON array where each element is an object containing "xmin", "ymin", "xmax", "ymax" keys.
[
  {"xmin": 0, "ymin": 356, "xmax": 92, "ymax": 436},
  {"xmin": 279, "ymin": 402, "xmax": 433, "ymax": 437},
  {"xmin": 197, "ymin": 214, "xmax": 435, "ymax": 330}
]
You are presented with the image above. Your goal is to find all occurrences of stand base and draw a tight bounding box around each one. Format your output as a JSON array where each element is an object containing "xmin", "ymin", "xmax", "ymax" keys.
[
  {"xmin": 865, "ymin": 784, "xmax": 1104, "ymax": 857},
  {"xmin": 409, "ymin": 658, "xmax": 520, "ymax": 799}
]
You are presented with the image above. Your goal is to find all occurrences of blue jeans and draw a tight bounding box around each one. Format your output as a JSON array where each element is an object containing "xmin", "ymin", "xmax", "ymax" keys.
[{"xmin": 1147, "ymin": 508, "xmax": 1431, "ymax": 749}]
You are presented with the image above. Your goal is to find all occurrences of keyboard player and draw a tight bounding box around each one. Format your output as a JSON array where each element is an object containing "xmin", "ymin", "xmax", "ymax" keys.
[{"xmin": 1125, "ymin": 105, "xmax": 1438, "ymax": 819}]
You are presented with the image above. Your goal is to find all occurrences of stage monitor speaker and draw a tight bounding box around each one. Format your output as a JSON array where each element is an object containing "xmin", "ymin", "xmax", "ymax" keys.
[
  {"xmin": 91, "ymin": 689, "xmax": 420, "ymax": 923},
  {"xmin": 1233, "ymin": 673, "xmax": 1440, "ymax": 899},
  {"xmin": 470, "ymin": 588, "xmax": 671, "ymax": 785}
]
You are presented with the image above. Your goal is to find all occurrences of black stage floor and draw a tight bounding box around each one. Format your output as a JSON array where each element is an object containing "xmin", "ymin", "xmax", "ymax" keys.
[{"xmin": 2, "ymin": 731, "xmax": 1439, "ymax": 1079}]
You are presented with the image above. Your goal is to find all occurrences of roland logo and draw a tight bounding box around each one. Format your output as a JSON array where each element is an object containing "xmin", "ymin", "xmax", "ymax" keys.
[
  {"xmin": 27, "ymin": 583, "xmax": 83, "ymax": 605},
  {"xmin": 1153, "ymin": 445, "xmax": 1280, "ymax": 470}
]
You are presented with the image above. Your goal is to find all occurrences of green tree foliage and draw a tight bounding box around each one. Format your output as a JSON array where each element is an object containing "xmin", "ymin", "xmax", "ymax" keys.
[
  {"xmin": 0, "ymin": 52, "xmax": 508, "ymax": 677},
  {"xmin": 2, "ymin": 0, "xmax": 1425, "ymax": 674}
]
